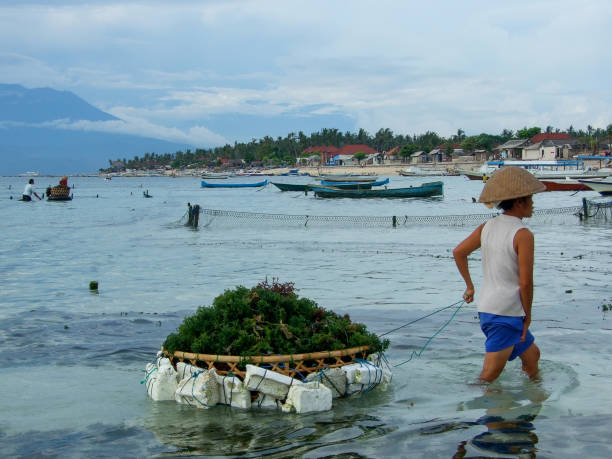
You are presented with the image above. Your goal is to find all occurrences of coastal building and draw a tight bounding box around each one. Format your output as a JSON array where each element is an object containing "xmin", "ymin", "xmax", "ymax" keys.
[
  {"xmin": 496, "ymin": 139, "xmax": 529, "ymax": 159},
  {"xmin": 495, "ymin": 133, "xmax": 577, "ymax": 161},
  {"xmin": 522, "ymin": 139, "xmax": 575, "ymax": 160},
  {"xmin": 410, "ymin": 151, "xmax": 426, "ymax": 164},
  {"xmin": 300, "ymin": 146, "xmax": 339, "ymax": 165}
]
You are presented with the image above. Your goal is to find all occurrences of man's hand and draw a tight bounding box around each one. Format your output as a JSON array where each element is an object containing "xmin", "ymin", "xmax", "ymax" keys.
[
  {"xmin": 463, "ymin": 287, "xmax": 475, "ymax": 303},
  {"xmin": 521, "ymin": 315, "xmax": 531, "ymax": 342}
]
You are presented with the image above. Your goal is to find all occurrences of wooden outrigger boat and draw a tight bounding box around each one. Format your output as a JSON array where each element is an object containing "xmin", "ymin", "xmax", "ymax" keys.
[
  {"xmin": 272, "ymin": 178, "xmax": 390, "ymax": 192},
  {"xmin": 540, "ymin": 179, "xmax": 591, "ymax": 192},
  {"xmin": 578, "ymin": 178, "xmax": 612, "ymax": 195},
  {"xmin": 310, "ymin": 181, "xmax": 443, "ymax": 198},
  {"xmin": 202, "ymin": 171, "xmax": 229, "ymax": 179},
  {"xmin": 320, "ymin": 178, "xmax": 389, "ymax": 188},
  {"xmin": 271, "ymin": 182, "xmax": 314, "ymax": 192},
  {"xmin": 321, "ymin": 174, "xmax": 378, "ymax": 183},
  {"xmin": 202, "ymin": 179, "xmax": 268, "ymax": 188}
]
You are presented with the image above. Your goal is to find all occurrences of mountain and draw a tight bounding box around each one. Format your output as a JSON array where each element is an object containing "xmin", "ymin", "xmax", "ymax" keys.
[{"xmin": 0, "ymin": 84, "xmax": 187, "ymax": 175}]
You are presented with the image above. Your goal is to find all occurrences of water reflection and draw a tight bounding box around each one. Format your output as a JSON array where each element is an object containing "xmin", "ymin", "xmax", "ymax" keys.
[
  {"xmin": 454, "ymin": 383, "xmax": 549, "ymax": 458},
  {"xmin": 144, "ymin": 390, "xmax": 396, "ymax": 457}
]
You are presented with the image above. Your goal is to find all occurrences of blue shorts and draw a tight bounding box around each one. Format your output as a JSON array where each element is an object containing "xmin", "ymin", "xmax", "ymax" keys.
[{"xmin": 479, "ymin": 312, "xmax": 534, "ymax": 361}]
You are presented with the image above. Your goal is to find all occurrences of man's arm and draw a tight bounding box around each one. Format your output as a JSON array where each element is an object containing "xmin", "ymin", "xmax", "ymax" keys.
[
  {"xmin": 514, "ymin": 228, "xmax": 534, "ymax": 341},
  {"xmin": 453, "ymin": 224, "xmax": 484, "ymax": 303}
]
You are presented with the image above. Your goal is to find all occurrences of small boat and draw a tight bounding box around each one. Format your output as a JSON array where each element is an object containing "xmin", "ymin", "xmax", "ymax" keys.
[
  {"xmin": 202, "ymin": 171, "xmax": 229, "ymax": 179},
  {"xmin": 280, "ymin": 169, "xmax": 301, "ymax": 176},
  {"xmin": 271, "ymin": 182, "xmax": 314, "ymax": 192},
  {"xmin": 578, "ymin": 178, "xmax": 612, "ymax": 195},
  {"xmin": 540, "ymin": 179, "xmax": 591, "ymax": 192},
  {"xmin": 320, "ymin": 178, "xmax": 390, "ymax": 188},
  {"xmin": 201, "ymin": 179, "xmax": 268, "ymax": 188},
  {"xmin": 271, "ymin": 178, "xmax": 390, "ymax": 192},
  {"xmin": 398, "ymin": 166, "xmax": 447, "ymax": 176},
  {"xmin": 311, "ymin": 181, "xmax": 443, "ymax": 198},
  {"xmin": 47, "ymin": 195, "xmax": 73, "ymax": 201},
  {"xmin": 456, "ymin": 165, "xmax": 497, "ymax": 181},
  {"xmin": 143, "ymin": 190, "xmax": 153, "ymax": 198},
  {"xmin": 488, "ymin": 160, "xmax": 610, "ymax": 179},
  {"xmin": 19, "ymin": 171, "xmax": 40, "ymax": 177},
  {"xmin": 234, "ymin": 169, "xmax": 267, "ymax": 176},
  {"xmin": 321, "ymin": 174, "xmax": 378, "ymax": 183}
]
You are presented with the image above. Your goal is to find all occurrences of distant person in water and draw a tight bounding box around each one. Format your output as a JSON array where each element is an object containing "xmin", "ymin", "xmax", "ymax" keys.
[
  {"xmin": 453, "ymin": 166, "xmax": 545, "ymax": 383},
  {"xmin": 22, "ymin": 178, "xmax": 42, "ymax": 201}
]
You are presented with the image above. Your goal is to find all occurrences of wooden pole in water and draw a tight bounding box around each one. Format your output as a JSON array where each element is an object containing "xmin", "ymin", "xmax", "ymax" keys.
[{"xmin": 193, "ymin": 205, "xmax": 200, "ymax": 228}]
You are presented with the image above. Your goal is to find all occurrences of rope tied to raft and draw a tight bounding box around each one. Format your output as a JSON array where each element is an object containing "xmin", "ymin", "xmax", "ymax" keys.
[{"xmin": 389, "ymin": 300, "xmax": 466, "ymax": 368}]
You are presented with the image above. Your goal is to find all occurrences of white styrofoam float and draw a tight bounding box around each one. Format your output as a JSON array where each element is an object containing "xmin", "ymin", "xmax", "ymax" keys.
[
  {"xmin": 281, "ymin": 381, "xmax": 332, "ymax": 414},
  {"xmin": 144, "ymin": 357, "xmax": 391, "ymax": 413},
  {"xmin": 143, "ymin": 358, "xmax": 178, "ymax": 401}
]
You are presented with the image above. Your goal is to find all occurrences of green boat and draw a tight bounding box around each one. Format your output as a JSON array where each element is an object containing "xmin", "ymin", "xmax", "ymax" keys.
[
  {"xmin": 271, "ymin": 182, "xmax": 315, "ymax": 192},
  {"xmin": 310, "ymin": 181, "xmax": 444, "ymax": 198}
]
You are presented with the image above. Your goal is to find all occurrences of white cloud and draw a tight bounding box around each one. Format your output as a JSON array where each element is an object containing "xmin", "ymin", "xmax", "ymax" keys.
[
  {"xmin": 1, "ymin": 117, "xmax": 229, "ymax": 147},
  {"xmin": 0, "ymin": 0, "xmax": 611, "ymax": 141}
]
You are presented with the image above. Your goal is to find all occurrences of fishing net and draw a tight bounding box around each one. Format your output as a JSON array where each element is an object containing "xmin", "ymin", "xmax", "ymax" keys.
[{"xmin": 178, "ymin": 196, "xmax": 610, "ymax": 229}]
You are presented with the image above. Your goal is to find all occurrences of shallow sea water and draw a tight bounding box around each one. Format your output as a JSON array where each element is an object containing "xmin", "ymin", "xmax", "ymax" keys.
[{"xmin": 0, "ymin": 175, "xmax": 611, "ymax": 457}]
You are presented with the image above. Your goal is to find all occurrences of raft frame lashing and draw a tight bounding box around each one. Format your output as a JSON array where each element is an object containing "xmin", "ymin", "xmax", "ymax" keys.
[{"xmin": 163, "ymin": 345, "xmax": 370, "ymax": 380}]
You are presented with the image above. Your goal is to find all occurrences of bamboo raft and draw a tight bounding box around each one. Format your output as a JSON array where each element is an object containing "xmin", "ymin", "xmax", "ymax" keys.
[{"xmin": 163, "ymin": 345, "xmax": 370, "ymax": 379}]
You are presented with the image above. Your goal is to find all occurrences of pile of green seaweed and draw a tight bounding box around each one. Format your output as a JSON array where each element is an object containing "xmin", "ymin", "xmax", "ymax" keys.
[{"xmin": 163, "ymin": 279, "xmax": 389, "ymax": 356}]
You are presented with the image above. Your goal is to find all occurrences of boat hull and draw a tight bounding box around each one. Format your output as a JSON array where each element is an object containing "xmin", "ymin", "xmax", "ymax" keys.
[
  {"xmin": 319, "ymin": 178, "xmax": 389, "ymax": 188},
  {"xmin": 201, "ymin": 173, "xmax": 229, "ymax": 179},
  {"xmin": 321, "ymin": 175, "xmax": 378, "ymax": 182},
  {"xmin": 201, "ymin": 179, "xmax": 268, "ymax": 188},
  {"xmin": 456, "ymin": 169, "xmax": 486, "ymax": 180},
  {"xmin": 399, "ymin": 167, "xmax": 447, "ymax": 176},
  {"xmin": 578, "ymin": 179, "xmax": 612, "ymax": 195},
  {"xmin": 541, "ymin": 179, "xmax": 591, "ymax": 192},
  {"xmin": 271, "ymin": 182, "xmax": 312, "ymax": 191},
  {"xmin": 311, "ymin": 181, "xmax": 443, "ymax": 198}
]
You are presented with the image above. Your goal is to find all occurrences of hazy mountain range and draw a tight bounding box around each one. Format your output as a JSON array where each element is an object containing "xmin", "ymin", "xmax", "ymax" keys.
[{"xmin": 0, "ymin": 84, "xmax": 186, "ymax": 175}]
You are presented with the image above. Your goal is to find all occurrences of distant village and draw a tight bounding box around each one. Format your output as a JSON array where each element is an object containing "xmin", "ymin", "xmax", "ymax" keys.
[{"xmin": 105, "ymin": 131, "xmax": 612, "ymax": 176}]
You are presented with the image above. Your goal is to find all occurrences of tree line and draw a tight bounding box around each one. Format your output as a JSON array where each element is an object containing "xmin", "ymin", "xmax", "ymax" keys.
[{"xmin": 106, "ymin": 124, "xmax": 612, "ymax": 171}]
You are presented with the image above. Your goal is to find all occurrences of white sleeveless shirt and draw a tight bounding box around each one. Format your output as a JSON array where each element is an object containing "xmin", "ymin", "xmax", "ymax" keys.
[{"xmin": 478, "ymin": 214, "xmax": 526, "ymax": 317}]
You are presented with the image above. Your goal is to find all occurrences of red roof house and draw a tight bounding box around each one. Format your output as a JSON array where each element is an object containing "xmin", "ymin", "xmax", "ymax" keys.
[
  {"xmin": 336, "ymin": 144, "xmax": 378, "ymax": 155},
  {"xmin": 301, "ymin": 146, "xmax": 339, "ymax": 163},
  {"xmin": 529, "ymin": 133, "xmax": 573, "ymax": 143}
]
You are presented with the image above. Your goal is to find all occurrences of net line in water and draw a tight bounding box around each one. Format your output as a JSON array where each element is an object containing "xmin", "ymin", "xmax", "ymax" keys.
[
  {"xmin": 179, "ymin": 198, "xmax": 610, "ymax": 228},
  {"xmin": 177, "ymin": 202, "xmax": 608, "ymax": 229}
]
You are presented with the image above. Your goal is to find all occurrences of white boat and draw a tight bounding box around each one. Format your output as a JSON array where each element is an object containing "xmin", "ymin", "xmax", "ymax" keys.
[
  {"xmin": 457, "ymin": 164, "xmax": 497, "ymax": 180},
  {"xmin": 399, "ymin": 166, "xmax": 447, "ymax": 176},
  {"xmin": 202, "ymin": 171, "xmax": 229, "ymax": 179},
  {"xmin": 18, "ymin": 171, "xmax": 40, "ymax": 177},
  {"xmin": 578, "ymin": 177, "xmax": 612, "ymax": 195},
  {"xmin": 488, "ymin": 160, "xmax": 610, "ymax": 179}
]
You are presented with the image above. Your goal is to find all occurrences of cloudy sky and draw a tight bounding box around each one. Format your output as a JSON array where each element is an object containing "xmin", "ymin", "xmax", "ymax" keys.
[{"xmin": 1, "ymin": 0, "xmax": 611, "ymax": 148}]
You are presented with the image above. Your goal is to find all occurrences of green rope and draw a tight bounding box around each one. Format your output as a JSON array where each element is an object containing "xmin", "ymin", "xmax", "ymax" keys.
[
  {"xmin": 140, "ymin": 366, "xmax": 157, "ymax": 384},
  {"xmin": 393, "ymin": 300, "xmax": 466, "ymax": 367}
]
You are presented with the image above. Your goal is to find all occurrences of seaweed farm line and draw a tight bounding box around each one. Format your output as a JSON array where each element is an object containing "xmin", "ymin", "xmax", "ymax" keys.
[
  {"xmin": 186, "ymin": 204, "xmax": 599, "ymax": 229},
  {"xmin": 1, "ymin": 175, "xmax": 611, "ymax": 457}
]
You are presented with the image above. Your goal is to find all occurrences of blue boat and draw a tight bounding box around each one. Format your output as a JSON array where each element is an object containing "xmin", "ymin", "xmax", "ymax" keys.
[{"xmin": 201, "ymin": 179, "xmax": 268, "ymax": 188}]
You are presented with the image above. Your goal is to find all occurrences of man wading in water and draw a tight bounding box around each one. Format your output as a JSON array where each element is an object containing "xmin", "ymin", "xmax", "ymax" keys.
[
  {"xmin": 453, "ymin": 166, "xmax": 545, "ymax": 383},
  {"xmin": 22, "ymin": 178, "xmax": 42, "ymax": 201}
]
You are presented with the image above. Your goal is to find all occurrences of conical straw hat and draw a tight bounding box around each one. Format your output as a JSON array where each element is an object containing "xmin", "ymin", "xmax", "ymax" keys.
[{"xmin": 478, "ymin": 166, "xmax": 546, "ymax": 203}]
